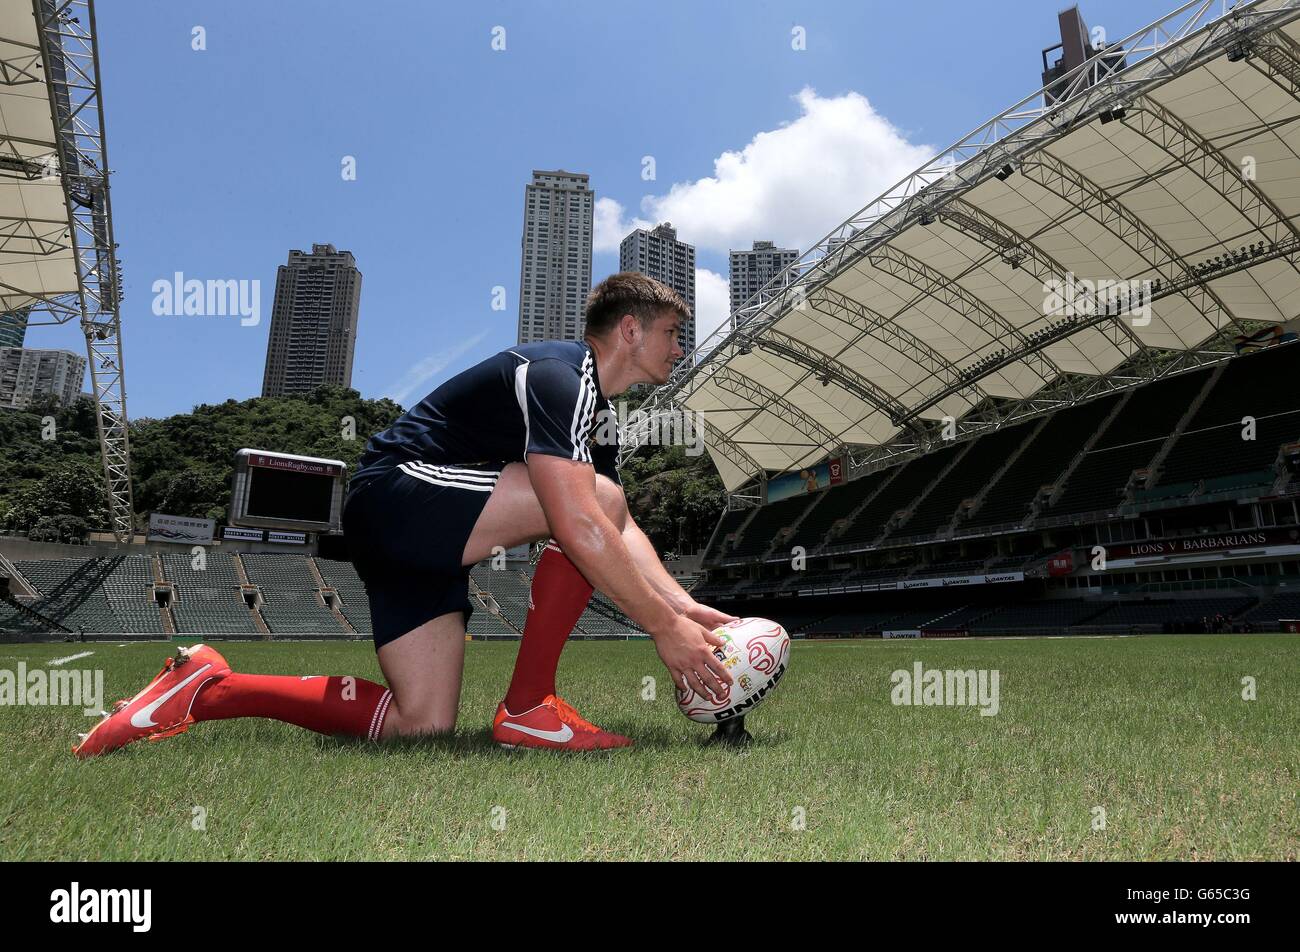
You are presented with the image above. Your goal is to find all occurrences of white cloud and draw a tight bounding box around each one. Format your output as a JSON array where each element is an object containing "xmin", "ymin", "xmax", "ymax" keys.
[
  {"xmin": 693, "ymin": 268, "xmax": 731, "ymax": 349},
  {"xmin": 596, "ymin": 86, "xmax": 934, "ymax": 256},
  {"xmin": 385, "ymin": 329, "xmax": 490, "ymax": 406},
  {"xmin": 594, "ymin": 197, "xmax": 650, "ymax": 254}
]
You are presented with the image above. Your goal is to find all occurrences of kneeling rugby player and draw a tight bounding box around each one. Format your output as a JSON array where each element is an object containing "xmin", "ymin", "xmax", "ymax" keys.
[{"xmin": 75, "ymin": 273, "xmax": 734, "ymax": 756}]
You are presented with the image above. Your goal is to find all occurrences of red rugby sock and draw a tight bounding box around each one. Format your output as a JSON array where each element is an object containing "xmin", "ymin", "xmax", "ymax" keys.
[
  {"xmin": 503, "ymin": 542, "xmax": 593, "ymax": 712},
  {"xmin": 191, "ymin": 673, "xmax": 393, "ymax": 740}
]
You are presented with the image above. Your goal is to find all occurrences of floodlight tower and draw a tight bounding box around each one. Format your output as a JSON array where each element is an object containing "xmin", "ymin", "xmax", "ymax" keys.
[{"xmin": 33, "ymin": 0, "xmax": 134, "ymax": 541}]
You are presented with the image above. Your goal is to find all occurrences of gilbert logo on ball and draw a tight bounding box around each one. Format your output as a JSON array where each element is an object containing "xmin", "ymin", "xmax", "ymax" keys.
[{"xmin": 676, "ymin": 617, "xmax": 790, "ymax": 723}]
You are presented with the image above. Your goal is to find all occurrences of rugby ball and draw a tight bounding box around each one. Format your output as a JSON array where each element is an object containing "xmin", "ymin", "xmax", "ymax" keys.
[{"xmin": 676, "ymin": 617, "xmax": 790, "ymax": 723}]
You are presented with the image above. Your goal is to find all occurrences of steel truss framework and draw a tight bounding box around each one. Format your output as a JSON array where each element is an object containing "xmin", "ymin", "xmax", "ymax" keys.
[
  {"xmin": 2, "ymin": 0, "xmax": 133, "ymax": 540},
  {"xmin": 622, "ymin": 0, "xmax": 1300, "ymax": 499},
  {"xmin": 757, "ymin": 328, "xmax": 916, "ymax": 427},
  {"xmin": 935, "ymin": 197, "xmax": 1151, "ymax": 362},
  {"xmin": 704, "ymin": 365, "xmax": 838, "ymax": 452}
]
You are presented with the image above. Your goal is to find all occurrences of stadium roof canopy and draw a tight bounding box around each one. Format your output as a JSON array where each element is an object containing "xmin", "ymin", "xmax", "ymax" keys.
[
  {"xmin": 627, "ymin": 0, "xmax": 1300, "ymax": 493},
  {"xmin": 0, "ymin": 0, "xmax": 80, "ymax": 311}
]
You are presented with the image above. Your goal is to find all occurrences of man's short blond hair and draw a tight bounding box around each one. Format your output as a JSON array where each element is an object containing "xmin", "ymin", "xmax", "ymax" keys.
[{"xmin": 584, "ymin": 271, "xmax": 690, "ymax": 338}]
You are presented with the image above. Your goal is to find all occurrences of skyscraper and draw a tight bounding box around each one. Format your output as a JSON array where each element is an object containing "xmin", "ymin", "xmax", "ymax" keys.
[
  {"xmin": 517, "ymin": 170, "xmax": 594, "ymax": 344},
  {"xmin": 729, "ymin": 240, "xmax": 798, "ymax": 321},
  {"xmin": 0, "ymin": 310, "xmax": 27, "ymax": 348},
  {"xmin": 0, "ymin": 347, "xmax": 86, "ymax": 410},
  {"xmin": 261, "ymin": 244, "xmax": 362, "ymax": 398},
  {"xmin": 619, "ymin": 222, "xmax": 695, "ymax": 356}
]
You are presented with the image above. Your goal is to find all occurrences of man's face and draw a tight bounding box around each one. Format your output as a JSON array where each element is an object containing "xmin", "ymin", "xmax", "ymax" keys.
[{"xmin": 631, "ymin": 310, "xmax": 684, "ymax": 385}]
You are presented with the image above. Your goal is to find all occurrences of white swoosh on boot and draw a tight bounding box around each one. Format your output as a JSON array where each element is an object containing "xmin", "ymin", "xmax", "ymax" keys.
[
  {"xmin": 501, "ymin": 721, "xmax": 574, "ymax": 743},
  {"xmin": 130, "ymin": 664, "xmax": 213, "ymax": 729}
]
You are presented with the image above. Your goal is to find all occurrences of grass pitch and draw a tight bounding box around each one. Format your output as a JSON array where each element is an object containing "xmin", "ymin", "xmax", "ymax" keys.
[{"xmin": 0, "ymin": 634, "xmax": 1295, "ymax": 860}]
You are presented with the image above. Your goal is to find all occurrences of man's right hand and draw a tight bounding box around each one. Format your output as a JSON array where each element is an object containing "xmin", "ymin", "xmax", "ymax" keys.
[{"xmin": 653, "ymin": 615, "xmax": 733, "ymax": 700}]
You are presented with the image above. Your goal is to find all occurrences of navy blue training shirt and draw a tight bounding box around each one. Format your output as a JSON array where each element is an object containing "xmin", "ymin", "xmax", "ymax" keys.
[{"xmin": 353, "ymin": 340, "xmax": 621, "ymax": 488}]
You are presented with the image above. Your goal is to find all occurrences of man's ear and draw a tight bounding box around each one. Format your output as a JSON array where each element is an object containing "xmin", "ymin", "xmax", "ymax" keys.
[{"xmin": 619, "ymin": 312, "xmax": 640, "ymax": 343}]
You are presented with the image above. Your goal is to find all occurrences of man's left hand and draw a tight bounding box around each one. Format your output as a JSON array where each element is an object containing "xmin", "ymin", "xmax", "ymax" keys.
[{"xmin": 681, "ymin": 600, "xmax": 739, "ymax": 631}]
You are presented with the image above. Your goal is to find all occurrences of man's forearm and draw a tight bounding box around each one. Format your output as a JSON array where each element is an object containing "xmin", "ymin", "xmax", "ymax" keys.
[
  {"xmin": 622, "ymin": 519, "xmax": 693, "ymax": 611},
  {"xmin": 554, "ymin": 511, "xmax": 680, "ymax": 635}
]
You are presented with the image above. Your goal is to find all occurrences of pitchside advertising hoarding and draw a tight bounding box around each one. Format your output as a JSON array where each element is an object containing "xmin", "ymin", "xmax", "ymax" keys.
[
  {"xmin": 267, "ymin": 531, "xmax": 307, "ymax": 545},
  {"xmin": 222, "ymin": 526, "xmax": 264, "ymax": 542},
  {"xmin": 147, "ymin": 513, "xmax": 215, "ymax": 544},
  {"xmin": 766, "ymin": 457, "xmax": 844, "ymax": 503}
]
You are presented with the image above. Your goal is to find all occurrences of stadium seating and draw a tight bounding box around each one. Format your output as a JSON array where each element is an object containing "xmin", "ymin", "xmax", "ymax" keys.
[
  {"xmin": 1158, "ymin": 413, "xmax": 1298, "ymax": 487},
  {"xmin": 1048, "ymin": 371, "xmax": 1203, "ymax": 511},
  {"xmin": 1049, "ymin": 442, "xmax": 1155, "ymax": 514},
  {"xmin": 899, "ymin": 425, "xmax": 1031, "ymax": 537},
  {"xmin": 910, "ymin": 559, "xmax": 985, "ymax": 579},
  {"xmin": 314, "ymin": 557, "xmax": 372, "ymax": 634},
  {"xmin": 162, "ymin": 552, "xmax": 259, "ymax": 635},
  {"xmin": 16, "ymin": 558, "xmax": 103, "ymax": 597},
  {"xmin": 258, "ymin": 591, "xmax": 346, "ymax": 635},
  {"xmin": 1158, "ymin": 345, "xmax": 1300, "ymax": 486},
  {"xmin": 1243, "ymin": 590, "xmax": 1300, "ymax": 627},
  {"xmin": 0, "ymin": 601, "xmax": 51, "ymax": 635},
  {"xmin": 927, "ymin": 603, "xmax": 996, "ymax": 629},
  {"xmin": 985, "ymin": 548, "xmax": 1054, "ymax": 573},
  {"xmin": 240, "ymin": 553, "xmax": 348, "ymax": 636},
  {"xmin": 240, "ymin": 553, "xmax": 317, "ymax": 591},
  {"xmin": 886, "ymin": 607, "xmax": 963, "ymax": 628},
  {"xmin": 172, "ymin": 591, "xmax": 261, "ymax": 635},
  {"xmin": 786, "ymin": 469, "xmax": 890, "ymax": 552},
  {"xmin": 771, "ymin": 607, "xmax": 836, "ymax": 635},
  {"xmin": 103, "ymin": 556, "xmax": 167, "ymax": 634},
  {"xmin": 637, "ymin": 352, "xmax": 1300, "ymax": 640},
  {"xmin": 834, "ymin": 445, "xmax": 961, "ymax": 547},
  {"xmin": 11, "ymin": 557, "xmax": 167, "ymax": 634},
  {"xmin": 961, "ymin": 393, "xmax": 1122, "ymax": 529},
  {"xmin": 969, "ymin": 599, "xmax": 1109, "ymax": 632},
  {"xmin": 1085, "ymin": 597, "xmax": 1251, "ymax": 629},
  {"xmin": 161, "ymin": 552, "xmax": 242, "ymax": 590},
  {"xmin": 466, "ymin": 600, "xmax": 517, "ymax": 636},
  {"xmin": 469, "ymin": 564, "xmax": 530, "ymax": 632},
  {"xmin": 726, "ymin": 492, "xmax": 818, "ymax": 559},
  {"xmin": 703, "ymin": 509, "xmax": 749, "ymax": 561},
  {"xmin": 800, "ymin": 609, "xmax": 907, "ymax": 635}
]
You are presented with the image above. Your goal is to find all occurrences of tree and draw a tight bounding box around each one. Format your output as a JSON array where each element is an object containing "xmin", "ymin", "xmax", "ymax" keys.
[
  {"xmin": 0, "ymin": 458, "xmax": 109, "ymax": 539},
  {"xmin": 29, "ymin": 514, "xmax": 92, "ymax": 544},
  {"xmin": 621, "ymin": 442, "xmax": 726, "ymax": 555},
  {"xmin": 155, "ymin": 468, "xmax": 229, "ymax": 521}
]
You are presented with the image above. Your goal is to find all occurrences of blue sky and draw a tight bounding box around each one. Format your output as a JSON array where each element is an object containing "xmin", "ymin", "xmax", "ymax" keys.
[{"xmin": 25, "ymin": 0, "xmax": 1184, "ymax": 419}]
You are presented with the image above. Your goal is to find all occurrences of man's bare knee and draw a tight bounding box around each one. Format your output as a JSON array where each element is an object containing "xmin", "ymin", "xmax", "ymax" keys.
[{"xmin": 383, "ymin": 697, "xmax": 456, "ymax": 738}]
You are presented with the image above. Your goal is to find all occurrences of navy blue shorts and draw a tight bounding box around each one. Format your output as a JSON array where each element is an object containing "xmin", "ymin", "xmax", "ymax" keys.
[{"xmin": 341, "ymin": 460, "xmax": 504, "ymax": 650}]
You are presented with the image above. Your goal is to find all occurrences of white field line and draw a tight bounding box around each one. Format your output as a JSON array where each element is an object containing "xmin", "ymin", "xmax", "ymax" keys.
[{"xmin": 48, "ymin": 651, "xmax": 95, "ymax": 665}]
